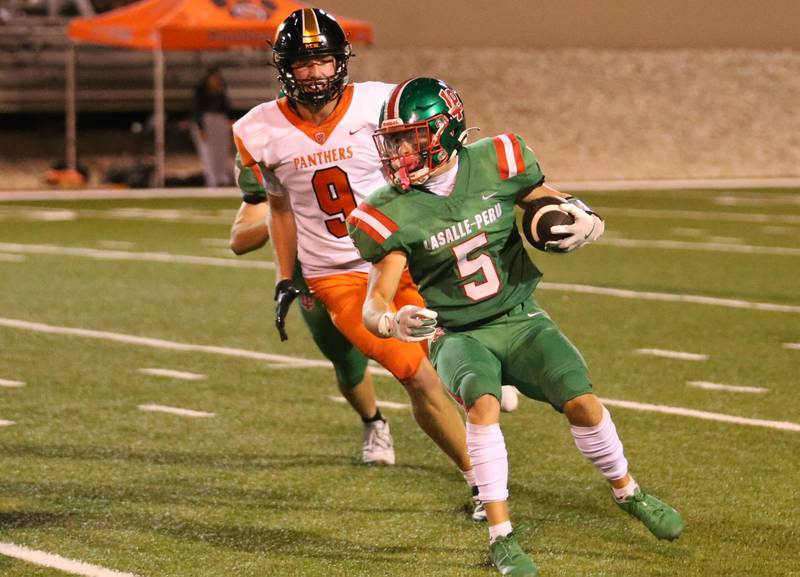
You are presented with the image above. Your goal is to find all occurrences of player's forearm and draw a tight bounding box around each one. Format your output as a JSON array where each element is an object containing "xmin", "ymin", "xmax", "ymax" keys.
[
  {"xmin": 230, "ymin": 203, "xmax": 270, "ymax": 255},
  {"xmin": 363, "ymin": 292, "xmax": 394, "ymax": 338},
  {"xmin": 230, "ymin": 221, "xmax": 269, "ymax": 255},
  {"xmin": 517, "ymin": 183, "xmax": 568, "ymax": 207},
  {"xmin": 267, "ymin": 197, "xmax": 298, "ymax": 282},
  {"xmin": 363, "ymin": 252, "xmax": 407, "ymax": 338}
]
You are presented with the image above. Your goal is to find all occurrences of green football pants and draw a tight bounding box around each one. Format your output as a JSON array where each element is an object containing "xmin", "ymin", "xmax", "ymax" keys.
[{"xmin": 430, "ymin": 297, "xmax": 592, "ymax": 410}]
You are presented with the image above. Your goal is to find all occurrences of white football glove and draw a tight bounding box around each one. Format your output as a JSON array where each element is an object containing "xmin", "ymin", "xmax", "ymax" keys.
[
  {"xmin": 546, "ymin": 201, "xmax": 604, "ymax": 253},
  {"xmin": 377, "ymin": 305, "xmax": 438, "ymax": 342}
]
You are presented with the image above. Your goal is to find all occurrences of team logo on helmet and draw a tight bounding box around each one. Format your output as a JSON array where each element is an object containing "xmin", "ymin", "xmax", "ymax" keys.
[{"xmin": 439, "ymin": 88, "xmax": 464, "ymax": 121}]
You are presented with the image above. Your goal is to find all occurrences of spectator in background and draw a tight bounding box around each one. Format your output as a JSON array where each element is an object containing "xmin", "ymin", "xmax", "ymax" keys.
[{"xmin": 192, "ymin": 67, "xmax": 234, "ymax": 187}]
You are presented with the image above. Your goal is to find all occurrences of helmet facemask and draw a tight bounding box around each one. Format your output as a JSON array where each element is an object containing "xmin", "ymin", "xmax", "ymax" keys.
[
  {"xmin": 374, "ymin": 114, "xmax": 454, "ymax": 191},
  {"xmin": 274, "ymin": 49, "xmax": 350, "ymax": 107}
]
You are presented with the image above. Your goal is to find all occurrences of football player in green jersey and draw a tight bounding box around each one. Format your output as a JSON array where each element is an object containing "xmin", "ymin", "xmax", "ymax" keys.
[{"xmin": 348, "ymin": 77, "xmax": 684, "ymax": 577}]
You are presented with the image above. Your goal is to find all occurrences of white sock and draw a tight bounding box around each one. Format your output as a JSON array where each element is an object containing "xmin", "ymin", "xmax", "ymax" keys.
[
  {"xmin": 612, "ymin": 476, "xmax": 639, "ymax": 502},
  {"xmin": 466, "ymin": 422, "xmax": 509, "ymax": 503},
  {"xmin": 489, "ymin": 520, "xmax": 513, "ymax": 543},
  {"xmin": 571, "ymin": 406, "xmax": 629, "ymax": 481},
  {"xmin": 462, "ymin": 467, "xmax": 478, "ymax": 490}
]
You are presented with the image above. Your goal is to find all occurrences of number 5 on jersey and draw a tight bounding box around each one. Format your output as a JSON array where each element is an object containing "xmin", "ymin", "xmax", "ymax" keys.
[{"xmin": 451, "ymin": 233, "xmax": 501, "ymax": 301}]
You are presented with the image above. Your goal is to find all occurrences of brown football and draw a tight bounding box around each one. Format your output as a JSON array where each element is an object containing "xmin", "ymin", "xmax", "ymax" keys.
[{"xmin": 521, "ymin": 196, "xmax": 574, "ymax": 251}]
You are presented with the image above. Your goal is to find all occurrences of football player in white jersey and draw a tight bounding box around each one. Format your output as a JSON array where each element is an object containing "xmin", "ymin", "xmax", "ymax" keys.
[
  {"xmin": 232, "ymin": 8, "xmax": 484, "ymax": 518},
  {"xmin": 228, "ymin": 201, "xmax": 390, "ymax": 464}
]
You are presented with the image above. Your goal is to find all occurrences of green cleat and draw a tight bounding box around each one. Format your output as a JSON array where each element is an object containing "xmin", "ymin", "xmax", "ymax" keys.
[
  {"xmin": 616, "ymin": 488, "xmax": 684, "ymax": 541},
  {"xmin": 489, "ymin": 533, "xmax": 539, "ymax": 576}
]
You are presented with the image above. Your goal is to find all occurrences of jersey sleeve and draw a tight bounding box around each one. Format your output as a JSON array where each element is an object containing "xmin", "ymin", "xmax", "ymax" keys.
[
  {"xmin": 490, "ymin": 133, "xmax": 545, "ymax": 191},
  {"xmin": 233, "ymin": 123, "xmax": 287, "ymax": 204},
  {"xmin": 346, "ymin": 200, "xmax": 402, "ymax": 263}
]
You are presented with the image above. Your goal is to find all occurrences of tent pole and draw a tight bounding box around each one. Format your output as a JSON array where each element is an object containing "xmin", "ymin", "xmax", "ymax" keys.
[
  {"xmin": 66, "ymin": 41, "xmax": 77, "ymax": 170},
  {"xmin": 154, "ymin": 39, "xmax": 166, "ymax": 188}
]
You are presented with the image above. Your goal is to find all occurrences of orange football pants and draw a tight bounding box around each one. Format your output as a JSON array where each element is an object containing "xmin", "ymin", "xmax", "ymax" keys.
[{"xmin": 306, "ymin": 270, "xmax": 427, "ymax": 382}]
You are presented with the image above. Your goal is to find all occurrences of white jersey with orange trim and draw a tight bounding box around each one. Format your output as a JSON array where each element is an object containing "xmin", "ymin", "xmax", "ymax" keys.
[{"xmin": 233, "ymin": 82, "xmax": 395, "ymax": 279}]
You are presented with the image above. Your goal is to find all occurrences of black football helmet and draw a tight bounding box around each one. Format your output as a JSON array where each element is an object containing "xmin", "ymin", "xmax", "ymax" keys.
[{"xmin": 272, "ymin": 8, "xmax": 351, "ymax": 106}]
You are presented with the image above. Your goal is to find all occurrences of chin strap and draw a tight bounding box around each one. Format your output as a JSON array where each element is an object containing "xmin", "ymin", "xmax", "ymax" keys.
[
  {"xmin": 394, "ymin": 166, "xmax": 411, "ymax": 191},
  {"xmin": 394, "ymin": 155, "xmax": 421, "ymax": 191}
]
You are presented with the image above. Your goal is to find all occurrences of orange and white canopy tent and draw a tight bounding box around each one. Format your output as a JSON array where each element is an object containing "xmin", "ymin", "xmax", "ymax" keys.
[
  {"xmin": 65, "ymin": 0, "xmax": 374, "ymax": 187},
  {"xmin": 68, "ymin": 0, "xmax": 373, "ymax": 51}
]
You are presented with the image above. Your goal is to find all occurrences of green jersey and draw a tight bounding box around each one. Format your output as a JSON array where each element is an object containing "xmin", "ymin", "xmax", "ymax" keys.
[{"xmin": 348, "ymin": 133, "xmax": 545, "ymax": 329}]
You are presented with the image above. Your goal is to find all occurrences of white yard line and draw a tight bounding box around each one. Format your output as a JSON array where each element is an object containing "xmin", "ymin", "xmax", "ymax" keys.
[
  {"xmin": 137, "ymin": 368, "xmax": 206, "ymax": 381},
  {"xmin": 269, "ymin": 361, "xmax": 392, "ymax": 377},
  {"xmin": 0, "ymin": 253, "xmax": 26, "ymax": 262},
  {"xmin": 263, "ymin": 359, "xmax": 343, "ymax": 369},
  {"xmin": 714, "ymin": 193, "xmax": 800, "ymax": 207},
  {"xmin": 3, "ymin": 242, "xmax": 798, "ymax": 313},
  {"xmin": 98, "ymin": 240, "xmax": 136, "ymax": 250},
  {"xmin": 0, "ymin": 543, "xmax": 142, "ymax": 577},
  {"xmin": 330, "ymin": 396, "xmax": 410, "ymax": 410},
  {"xmin": 596, "ymin": 206, "xmax": 800, "ymax": 224},
  {"xmin": 539, "ymin": 282, "xmax": 800, "ymax": 314},
  {"xmin": 0, "ymin": 378, "xmax": 25, "ymax": 387},
  {"xmin": 5, "ymin": 179, "xmax": 800, "ymax": 202},
  {"xmin": 0, "ymin": 243, "xmax": 274, "ymax": 270},
  {"xmin": 761, "ymin": 225, "xmax": 796, "ymax": 235},
  {"xmin": 138, "ymin": 404, "xmax": 215, "ymax": 418},
  {"xmin": 79, "ymin": 208, "xmax": 231, "ymax": 225},
  {"xmin": 0, "ymin": 419, "xmax": 15, "ymax": 427},
  {"xmin": 201, "ymin": 238, "xmax": 232, "ymax": 247},
  {"xmin": 635, "ymin": 348, "xmax": 709, "ymax": 361},
  {"xmin": 601, "ymin": 238, "xmax": 800, "ymax": 256},
  {"xmin": 552, "ymin": 178, "xmax": 800, "ymax": 191},
  {"xmin": 783, "ymin": 343, "xmax": 800, "ymax": 350},
  {"xmin": 601, "ymin": 398, "xmax": 800, "ymax": 433},
  {"xmin": 0, "ymin": 316, "xmax": 797, "ymax": 433},
  {"xmin": 0, "ymin": 317, "xmax": 332, "ymax": 366},
  {"xmin": 11, "ymin": 238, "xmax": 800, "ymax": 273},
  {"xmin": 0, "ymin": 187, "xmax": 237, "ymax": 201},
  {"xmin": 0, "ymin": 208, "xmax": 78, "ymax": 221},
  {"xmin": 0, "ymin": 317, "xmax": 382, "ymax": 375},
  {"xmin": 687, "ymin": 381, "xmax": 768, "ymax": 394},
  {"xmin": 705, "ymin": 236, "xmax": 744, "ymax": 244},
  {"xmin": 670, "ymin": 227, "xmax": 704, "ymax": 237}
]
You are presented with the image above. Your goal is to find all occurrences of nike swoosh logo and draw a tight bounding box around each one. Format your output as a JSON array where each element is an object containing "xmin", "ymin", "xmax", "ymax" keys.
[
  {"xmin": 527, "ymin": 312, "xmax": 544, "ymax": 318},
  {"xmin": 348, "ymin": 127, "xmax": 364, "ymax": 135},
  {"xmin": 481, "ymin": 192, "xmax": 498, "ymax": 201}
]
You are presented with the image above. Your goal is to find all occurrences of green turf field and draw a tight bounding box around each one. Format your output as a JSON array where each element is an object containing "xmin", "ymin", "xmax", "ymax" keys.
[{"xmin": 1, "ymin": 188, "xmax": 798, "ymax": 576}]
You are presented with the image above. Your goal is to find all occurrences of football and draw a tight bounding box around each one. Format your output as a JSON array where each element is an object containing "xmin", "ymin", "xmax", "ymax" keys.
[{"xmin": 520, "ymin": 196, "xmax": 574, "ymax": 251}]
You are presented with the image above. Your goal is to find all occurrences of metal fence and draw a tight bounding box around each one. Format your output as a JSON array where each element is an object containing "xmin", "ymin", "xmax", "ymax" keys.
[{"xmin": 0, "ymin": 15, "xmax": 278, "ymax": 114}]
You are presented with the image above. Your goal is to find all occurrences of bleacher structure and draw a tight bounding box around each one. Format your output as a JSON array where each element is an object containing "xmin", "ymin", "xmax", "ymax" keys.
[{"xmin": 0, "ymin": 15, "xmax": 278, "ymax": 115}]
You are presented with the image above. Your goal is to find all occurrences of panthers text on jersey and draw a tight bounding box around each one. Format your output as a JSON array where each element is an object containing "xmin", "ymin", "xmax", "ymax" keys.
[
  {"xmin": 233, "ymin": 82, "xmax": 395, "ymax": 279},
  {"xmin": 348, "ymin": 133, "xmax": 545, "ymax": 329}
]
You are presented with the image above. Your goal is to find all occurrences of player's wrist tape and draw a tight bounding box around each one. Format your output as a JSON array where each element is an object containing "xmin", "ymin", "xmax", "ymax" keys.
[
  {"xmin": 376, "ymin": 312, "xmax": 397, "ymax": 338},
  {"xmin": 564, "ymin": 195, "xmax": 603, "ymax": 220}
]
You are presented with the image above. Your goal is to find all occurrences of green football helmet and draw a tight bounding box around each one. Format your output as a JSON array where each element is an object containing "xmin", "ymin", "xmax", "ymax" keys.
[{"xmin": 373, "ymin": 77, "xmax": 466, "ymax": 190}]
